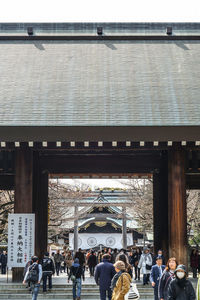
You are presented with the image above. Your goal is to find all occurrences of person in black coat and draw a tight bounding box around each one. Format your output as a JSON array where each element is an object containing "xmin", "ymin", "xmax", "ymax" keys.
[
  {"xmin": 88, "ymin": 250, "xmax": 97, "ymax": 276},
  {"xmin": 130, "ymin": 248, "xmax": 141, "ymax": 280},
  {"xmin": 41, "ymin": 252, "xmax": 55, "ymax": 292},
  {"xmin": 153, "ymin": 250, "xmax": 165, "ymax": 266},
  {"xmin": 95, "ymin": 254, "xmax": 116, "ymax": 300},
  {"xmin": 158, "ymin": 257, "xmax": 178, "ymax": 300},
  {"xmin": 74, "ymin": 248, "xmax": 86, "ymax": 266},
  {"xmin": 68, "ymin": 258, "xmax": 84, "ymax": 300},
  {"xmin": 168, "ymin": 264, "xmax": 196, "ymax": 300},
  {"xmin": 0, "ymin": 251, "xmax": 7, "ymax": 274}
]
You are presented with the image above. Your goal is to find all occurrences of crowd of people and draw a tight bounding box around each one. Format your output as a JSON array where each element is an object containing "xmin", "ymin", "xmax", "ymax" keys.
[{"xmin": 20, "ymin": 246, "xmax": 200, "ymax": 300}]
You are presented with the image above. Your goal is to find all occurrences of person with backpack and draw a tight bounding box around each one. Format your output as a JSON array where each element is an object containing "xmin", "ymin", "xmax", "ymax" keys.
[
  {"xmin": 41, "ymin": 252, "xmax": 55, "ymax": 293},
  {"xmin": 23, "ymin": 256, "xmax": 42, "ymax": 300},
  {"xmin": 68, "ymin": 258, "xmax": 85, "ymax": 300}
]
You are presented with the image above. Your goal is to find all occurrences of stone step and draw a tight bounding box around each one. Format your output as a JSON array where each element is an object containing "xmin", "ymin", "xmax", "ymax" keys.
[
  {"xmin": 0, "ymin": 294, "xmax": 154, "ymax": 300},
  {"xmin": 0, "ymin": 287, "xmax": 154, "ymax": 293}
]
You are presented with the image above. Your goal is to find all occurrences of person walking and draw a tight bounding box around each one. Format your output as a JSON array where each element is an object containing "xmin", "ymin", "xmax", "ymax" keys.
[
  {"xmin": 23, "ymin": 256, "xmax": 42, "ymax": 300},
  {"xmin": 23, "ymin": 256, "xmax": 33, "ymax": 291},
  {"xmin": 152, "ymin": 249, "xmax": 165, "ymax": 266},
  {"xmin": 0, "ymin": 250, "xmax": 7, "ymax": 274},
  {"xmin": 74, "ymin": 248, "xmax": 86, "ymax": 278},
  {"xmin": 41, "ymin": 252, "xmax": 55, "ymax": 292},
  {"xmin": 66, "ymin": 251, "xmax": 73, "ymax": 275},
  {"xmin": 54, "ymin": 249, "xmax": 62, "ymax": 276},
  {"xmin": 190, "ymin": 249, "xmax": 199, "ymax": 279},
  {"xmin": 60, "ymin": 252, "xmax": 66, "ymax": 273},
  {"xmin": 74, "ymin": 248, "xmax": 86, "ymax": 267},
  {"xmin": 87, "ymin": 250, "xmax": 97, "ymax": 276},
  {"xmin": 150, "ymin": 256, "xmax": 165, "ymax": 300},
  {"xmin": 158, "ymin": 257, "xmax": 178, "ymax": 300},
  {"xmin": 68, "ymin": 258, "xmax": 84, "ymax": 300},
  {"xmin": 168, "ymin": 264, "xmax": 196, "ymax": 300},
  {"xmin": 133, "ymin": 248, "xmax": 141, "ymax": 281},
  {"xmin": 95, "ymin": 254, "xmax": 116, "ymax": 300},
  {"xmin": 138, "ymin": 247, "xmax": 152, "ymax": 285},
  {"xmin": 111, "ymin": 260, "xmax": 132, "ymax": 300},
  {"xmin": 117, "ymin": 253, "xmax": 133, "ymax": 278}
]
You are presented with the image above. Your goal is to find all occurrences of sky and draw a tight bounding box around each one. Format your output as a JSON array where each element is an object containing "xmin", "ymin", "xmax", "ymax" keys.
[{"xmin": 0, "ymin": 0, "xmax": 200, "ymax": 22}]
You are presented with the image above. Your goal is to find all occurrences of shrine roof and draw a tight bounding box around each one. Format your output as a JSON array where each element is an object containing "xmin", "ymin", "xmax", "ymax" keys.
[{"xmin": 1, "ymin": 23, "xmax": 200, "ymax": 141}]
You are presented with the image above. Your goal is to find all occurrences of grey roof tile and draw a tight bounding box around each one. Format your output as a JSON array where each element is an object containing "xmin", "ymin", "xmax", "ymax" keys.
[{"xmin": 0, "ymin": 36, "xmax": 200, "ymax": 126}]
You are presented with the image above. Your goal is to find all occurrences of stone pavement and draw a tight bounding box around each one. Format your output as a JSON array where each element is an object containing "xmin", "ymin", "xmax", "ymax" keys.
[{"xmin": 0, "ymin": 268, "xmax": 96, "ymax": 284}]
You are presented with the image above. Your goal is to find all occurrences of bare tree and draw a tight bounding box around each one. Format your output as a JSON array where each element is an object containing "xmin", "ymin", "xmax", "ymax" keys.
[
  {"xmin": 187, "ymin": 190, "xmax": 200, "ymax": 246},
  {"xmin": 48, "ymin": 180, "xmax": 91, "ymax": 240},
  {"xmin": 120, "ymin": 179, "xmax": 153, "ymax": 245},
  {"xmin": 0, "ymin": 190, "xmax": 14, "ymax": 242}
]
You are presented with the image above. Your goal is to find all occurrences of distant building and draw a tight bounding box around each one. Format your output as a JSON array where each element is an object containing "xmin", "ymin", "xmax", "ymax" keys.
[{"xmin": 59, "ymin": 190, "xmax": 143, "ymax": 250}]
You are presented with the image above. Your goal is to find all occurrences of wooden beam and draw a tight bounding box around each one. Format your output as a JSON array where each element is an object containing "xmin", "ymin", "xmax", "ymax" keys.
[
  {"xmin": 168, "ymin": 148, "xmax": 187, "ymax": 266},
  {"xmin": 41, "ymin": 154, "xmax": 161, "ymax": 174},
  {"xmin": 33, "ymin": 152, "xmax": 49, "ymax": 259},
  {"xmin": 153, "ymin": 152, "xmax": 169, "ymax": 259},
  {"xmin": 13, "ymin": 149, "xmax": 33, "ymax": 282}
]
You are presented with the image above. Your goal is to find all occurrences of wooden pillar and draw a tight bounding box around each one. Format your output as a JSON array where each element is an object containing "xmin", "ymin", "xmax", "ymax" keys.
[
  {"xmin": 122, "ymin": 207, "xmax": 127, "ymax": 249},
  {"xmin": 13, "ymin": 149, "xmax": 33, "ymax": 282},
  {"xmin": 74, "ymin": 206, "xmax": 78, "ymax": 252},
  {"xmin": 33, "ymin": 152, "xmax": 49, "ymax": 259},
  {"xmin": 153, "ymin": 152, "xmax": 169, "ymax": 259},
  {"xmin": 168, "ymin": 148, "xmax": 187, "ymax": 266}
]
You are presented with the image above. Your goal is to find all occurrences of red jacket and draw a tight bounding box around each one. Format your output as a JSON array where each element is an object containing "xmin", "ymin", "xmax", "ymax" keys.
[{"xmin": 190, "ymin": 253, "xmax": 199, "ymax": 268}]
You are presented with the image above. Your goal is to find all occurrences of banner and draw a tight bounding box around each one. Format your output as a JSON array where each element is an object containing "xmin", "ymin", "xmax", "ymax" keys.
[
  {"xmin": 69, "ymin": 233, "xmax": 133, "ymax": 250},
  {"xmin": 7, "ymin": 214, "xmax": 35, "ymax": 268}
]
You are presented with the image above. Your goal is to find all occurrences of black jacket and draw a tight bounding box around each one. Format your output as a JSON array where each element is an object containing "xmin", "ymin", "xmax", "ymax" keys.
[
  {"xmin": 42, "ymin": 256, "xmax": 55, "ymax": 274},
  {"xmin": 168, "ymin": 278, "xmax": 196, "ymax": 300},
  {"xmin": 88, "ymin": 254, "xmax": 97, "ymax": 267},
  {"xmin": 0, "ymin": 253, "xmax": 7, "ymax": 265},
  {"xmin": 74, "ymin": 251, "xmax": 85, "ymax": 266},
  {"xmin": 69, "ymin": 265, "xmax": 84, "ymax": 280},
  {"xmin": 159, "ymin": 270, "xmax": 175, "ymax": 299}
]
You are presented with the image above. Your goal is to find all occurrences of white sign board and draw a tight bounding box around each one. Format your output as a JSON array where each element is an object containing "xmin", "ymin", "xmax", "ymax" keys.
[
  {"xmin": 69, "ymin": 233, "xmax": 133, "ymax": 250},
  {"xmin": 8, "ymin": 214, "xmax": 35, "ymax": 268}
]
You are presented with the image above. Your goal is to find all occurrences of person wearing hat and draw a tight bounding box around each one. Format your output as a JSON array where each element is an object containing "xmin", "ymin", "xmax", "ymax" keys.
[
  {"xmin": 111, "ymin": 260, "xmax": 132, "ymax": 300},
  {"xmin": 138, "ymin": 247, "xmax": 152, "ymax": 285},
  {"xmin": 150, "ymin": 256, "xmax": 165, "ymax": 300},
  {"xmin": 168, "ymin": 264, "xmax": 196, "ymax": 300},
  {"xmin": 68, "ymin": 258, "xmax": 85, "ymax": 300}
]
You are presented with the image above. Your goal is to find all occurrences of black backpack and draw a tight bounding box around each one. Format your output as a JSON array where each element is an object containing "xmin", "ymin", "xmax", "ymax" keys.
[
  {"xmin": 42, "ymin": 258, "xmax": 52, "ymax": 271},
  {"xmin": 27, "ymin": 263, "xmax": 39, "ymax": 283}
]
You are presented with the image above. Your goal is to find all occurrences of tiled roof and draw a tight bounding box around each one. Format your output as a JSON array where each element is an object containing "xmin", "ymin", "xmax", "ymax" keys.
[{"xmin": 0, "ymin": 23, "xmax": 200, "ymax": 127}]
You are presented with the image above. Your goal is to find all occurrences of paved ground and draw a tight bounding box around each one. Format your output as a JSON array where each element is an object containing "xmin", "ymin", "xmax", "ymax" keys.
[
  {"xmin": 0, "ymin": 269, "xmax": 97, "ymax": 284},
  {"xmin": 0, "ymin": 269, "xmax": 197, "ymax": 285}
]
